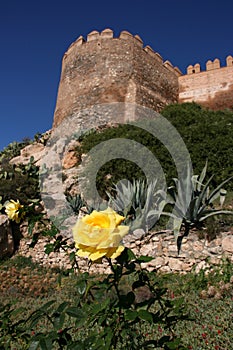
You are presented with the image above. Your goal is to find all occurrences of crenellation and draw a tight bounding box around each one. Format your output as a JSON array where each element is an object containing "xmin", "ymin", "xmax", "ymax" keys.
[
  {"xmin": 187, "ymin": 65, "xmax": 194, "ymax": 75},
  {"xmin": 213, "ymin": 58, "xmax": 220, "ymax": 69},
  {"xmin": 143, "ymin": 45, "xmax": 155, "ymax": 56},
  {"xmin": 226, "ymin": 55, "xmax": 233, "ymax": 66},
  {"xmin": 100, "ymin": 28, "xmax": 114, "ymax": 39},
  {"xmin": 163, "ymin": 60, "xmax": 174, "ymax": 71},
  {"xmin": 206, "ymin": 59, "xmax": 216, "ymax": 71},
  {"xmin": 206, "ymin": 58, "xmax": 220, "ymax": 71},
  {"xmin": 134, "ymin": 34, "xmax": 143, "ymax": 47},
  {"xmin": 75, "ymin": 35, "xmax": 86, "ymax": 46},
  {"xmin": 187, "ymin": 63, "xmax": 200, "ymax": 74},
  {"xmin": 87, "ymin": 30, "xmax": 100, "ymax": 42},
  {"xmin": 119, "ymin": 30, "xmax": 134, "ymax": 40},
  {"xmin": 154, "ymin": 52, "xmax": 163, "ymax": 63},
  {"xmin": 173, "ymin": 66, "xmax": 182, "ymax": 77},
  {"xmin": 194, "ymin": 63, "xmax": 200, "ymax": 73}
]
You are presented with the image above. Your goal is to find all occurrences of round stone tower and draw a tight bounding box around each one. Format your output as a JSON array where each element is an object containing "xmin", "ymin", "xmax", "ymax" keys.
[{"xmin": 53, "ymin": 28, "xmax": 181, "ymax": 128}]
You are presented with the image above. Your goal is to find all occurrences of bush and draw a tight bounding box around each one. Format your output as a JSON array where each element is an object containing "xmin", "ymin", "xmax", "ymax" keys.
[
  {"xmin": 76, "ymin": 124, "xmax": 176, "ymax": 198},
  {"xmin": 161, "ymin": 103, "xmax": 233, "ymax": 190},
  {"xmin": 0, "ymin": 161, "xmax": 40, "ymax": 207}
]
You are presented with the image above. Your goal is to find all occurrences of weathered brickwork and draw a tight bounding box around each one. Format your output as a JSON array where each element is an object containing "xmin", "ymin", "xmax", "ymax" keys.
[
  {"xmin": 52, "ymin": 28, "xmax": 233, "ymax": 128},
  {"xmin": 53, "ymin": 29, "xmax": 180, "ymax": 128},
  {"xmin": 179, "ymin": 56, "xmax": 233, "ymax": 110}
]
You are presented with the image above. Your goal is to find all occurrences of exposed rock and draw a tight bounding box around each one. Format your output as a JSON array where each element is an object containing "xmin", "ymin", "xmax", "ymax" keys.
[
  {"xmin": 0, "ymin": 215, "xmax": 14, "ymax": 258},
  {"xmin": 62, "ymin": 151, "xmax": 80, "ymax": 169},
  {"xmin": 222, "ymin": 236, "xmax": 233, "ymax": 253},
  {"xmin": 10, "ymin": 143, "xmax": 45, "ymax": 166},
  {"xmin": 123, "ymin": 229, "xmax": 145, "ymax": 244}
]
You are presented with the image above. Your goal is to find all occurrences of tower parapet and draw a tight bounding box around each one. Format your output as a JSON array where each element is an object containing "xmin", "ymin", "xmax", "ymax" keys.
[
  {"xmin": 186, "ymin": 56, "xmax": 233, "ymax": 74},
  {"xmin": 179, "ymin": 55, "xmax": 233, "ymax": 110},
  {"xmin": 53, "ymin": 29, "xmax": 179, "ymax": 128}
]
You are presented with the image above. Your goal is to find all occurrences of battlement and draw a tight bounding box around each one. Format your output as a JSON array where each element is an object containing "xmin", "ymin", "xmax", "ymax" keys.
[
  {"xmin": 179, "ymin": 55, "xmax": 233, "ymax": 110},
  {"xmin": 63, "ymin": 28, "xmax": 182, "ymax": 77},
  {"xmin": 186, "ymin": 55, "xmax": 233, "ymax": 74}
]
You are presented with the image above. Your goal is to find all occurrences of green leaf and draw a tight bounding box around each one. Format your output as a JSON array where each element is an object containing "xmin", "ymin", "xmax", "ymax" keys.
[
  {"xmin": 138, "ymin": 309, "xmax": 153, "ymax": 323},
  {"xmin": 56, "ymin": 302, "xmax": 69, "ymax": 314},
  {"xmin": 77, "ymin": 280, "xmax": 86, "ymax": 295},
  {"xmin": 38, "ymin": 337, "xmax": 52, "ymax": 350},
  {"xmin": 44, "ymin": 243, "xmax": 55, "ymax": 255},
  {"xmin": 66, "ymin": 307, "xmax": 84, "ymax": 318},
  {"xmin": 40, "ymin": 300, "xmax": 56, "ymax": 312},
  {"xmin": 137, "ymin": 255, "xmax": 154, "ymax": 263},
  {"xmin": 53, "ymin": 312, "xmax": 66, "ymax": 330},
  {"xmin": 200, "ymin": 209, "xmax": 233, "ymax": 222},
  {"xmin": 69, "ymin": 251, "xmax": 76, "ymax": 262},
  {"xmin": 126, "ymin": 248, "xmax": 137, "ymax": 260},
  {"xmin": 124, "ymin": 309, "xmax": 138, "ymax": 321}
]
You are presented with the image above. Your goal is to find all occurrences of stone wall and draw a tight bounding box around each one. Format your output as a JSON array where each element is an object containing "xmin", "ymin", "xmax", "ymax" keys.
[
  {"xmin": 16, "ymin": 227, "xmax": 233, "ymax": 275},
  {"xmin": 179, "ymin": 56, "xmax": 233, "ymax": 110},
  {"xmin": 53, "ymin": 29, "xmax": 180, "ymax": 128}
]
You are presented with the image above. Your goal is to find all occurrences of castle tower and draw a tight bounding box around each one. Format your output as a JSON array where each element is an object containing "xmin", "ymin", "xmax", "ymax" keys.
[{"xmin": 53, "ymin": 29, "xmax": 180, "ymax": 128}]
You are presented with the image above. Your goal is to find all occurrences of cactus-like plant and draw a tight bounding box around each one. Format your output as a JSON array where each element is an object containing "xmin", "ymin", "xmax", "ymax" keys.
[
  {"xmin": 107, "ymin": 179, "xmax": 167, "ymax": 232},
  {"xmin": 167, "ymin": 161, "xmax": 233, "ymax": 251},
  {"xmin": 66, "ymin": 193, "xmax": 86, "ymax": 215}
]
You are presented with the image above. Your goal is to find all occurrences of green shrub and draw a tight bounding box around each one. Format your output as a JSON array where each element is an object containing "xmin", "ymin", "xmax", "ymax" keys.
[
  {"xmin": 0, "ymin": 140, "xmax": 31, "ymax": 163},
  {"xmin": 0, "ymin": 161, "xmax": 40, "ymax": 207},
  {"xmin": 76, "ymin": 124, "xmax": 177, "ymax": 198},
  {"xmin": 161, "ymin": 102, "xmax": 233, "ymax": 190}
]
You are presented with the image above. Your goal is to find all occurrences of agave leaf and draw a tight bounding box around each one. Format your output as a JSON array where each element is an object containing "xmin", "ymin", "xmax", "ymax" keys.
[
  {"xmin": 197, "ymin": 160, "xmax": 208, "ymax": 192},
  {"xmin": 193, "ymin": 174, "xmax": 214, "ymax": 216},
  {"xmin": 199, "ymin": 209, "xmax": 233, "ymax": 222},
  {"xmin": 173, "ymin": 217, "xmax": 183, "ymax": 242}
]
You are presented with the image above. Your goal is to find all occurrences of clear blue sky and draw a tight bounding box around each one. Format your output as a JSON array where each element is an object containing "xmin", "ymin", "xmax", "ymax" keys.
[{"xmin": 0, "ymin": 0, "xmax": 232, "ymax": 151}]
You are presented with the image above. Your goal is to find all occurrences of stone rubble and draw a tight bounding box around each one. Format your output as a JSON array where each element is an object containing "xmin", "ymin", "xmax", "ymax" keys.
[{"xmin": 14, "ymin": 224, "xmax": 233, "ymax": 275}]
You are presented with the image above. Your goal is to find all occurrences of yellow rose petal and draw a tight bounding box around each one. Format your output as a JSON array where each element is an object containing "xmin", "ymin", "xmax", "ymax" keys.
[
  {"xmin": 89, "ymin": 249, "xmax": 108, "ymax": 261},
  {"xmin": 106, "ymin": 245, "xmax": 125, "ymax": 259},
  {"xmin": 83, "ymin": 211, "xmax": 110, "ymax": 228}
]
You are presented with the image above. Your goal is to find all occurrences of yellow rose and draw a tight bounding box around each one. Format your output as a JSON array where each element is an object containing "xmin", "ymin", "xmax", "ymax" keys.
[
  {"xmin": 72, "ymin": 207, "xmax": 129, "ymax": 262},
  {"xmin": 5, "ymin": 199, "xmax": 25, "ymax": 223}
]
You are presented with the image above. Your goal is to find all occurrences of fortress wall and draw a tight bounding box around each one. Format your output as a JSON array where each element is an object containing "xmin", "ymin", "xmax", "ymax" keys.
[
  {"xmin": 178, "ymin": 56, "xmax": 233, "ymax": 110},
  {"xmin": 53, "ymin": 29, "xmax": 179, "ymax": 128}
]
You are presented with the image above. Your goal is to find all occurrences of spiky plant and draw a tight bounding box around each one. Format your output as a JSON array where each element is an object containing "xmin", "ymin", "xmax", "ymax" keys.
[
  {"xmin": 167, "ymin": 161, "xmax": 233, "ymax": 251},
  {"xmin": 107, "ymin": 179, "xmax": 167, "ymax": 233}
]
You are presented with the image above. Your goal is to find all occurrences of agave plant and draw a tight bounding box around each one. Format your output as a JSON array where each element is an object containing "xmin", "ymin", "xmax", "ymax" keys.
[
  {"xmin": 167, "ymin": 161, "xmax": 233, "ymax": 251},
  {"xmin": 66, "ymin": 193, "xmax": 86, "ymax": 215},
  {"xmin": 107, "ymin": 178, "xmax": 167, "ymax": 233}
]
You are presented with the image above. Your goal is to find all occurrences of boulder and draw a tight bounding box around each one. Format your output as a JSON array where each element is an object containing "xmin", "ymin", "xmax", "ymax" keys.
[
  {"xmin": 222, "ymin": 235, "xmax": 233, "ymax": 253},
  {"xmin": 10, "ymin": 143, "xmax": 45, "ymax": 166}
]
